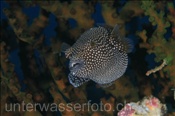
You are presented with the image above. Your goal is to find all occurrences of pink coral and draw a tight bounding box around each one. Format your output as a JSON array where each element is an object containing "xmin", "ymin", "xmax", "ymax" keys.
[
  {"xmin": 118, "ymin": 96, "xmax": 167, "ymax": 116},
  {"xmin": 118, "ymin": 104, "xmax": 135, "ymax": 116},
  {"xmin": 145, "ymin": 96, "xmax": 159, "ymax": 108}
]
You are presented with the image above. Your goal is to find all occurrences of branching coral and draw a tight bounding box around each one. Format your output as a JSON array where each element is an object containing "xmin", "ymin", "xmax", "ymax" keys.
[
  {"xmin": 146, "ymin": 59, "xmax": 167, "ymax": 76},
  {"xmin": 49, "ymin": 84, "xmax": 76, "ymax": 116},
  {"xmin": 3, "ymin": 8, "xmax": 35, "ymax": 44},
  {"xmin": 100, "ymin": 2, "xmax": 126, "ymax": 36},
  {"xmin": 167, "ymin": 2, "xmax": 175, "ymax": 39},
  {"xmin": 3, "ymin": 4, "xmax": 49, "ymax": 44},
  {"xmin": 100, "ymin": 1, "xmax": 123, "ymax": 26},
  {"xmin": 137, "ymin": 1, "xmax": 175, "ymax": 84},
  {"xmin": 1, "ymin": 0, "xmax": 175, "ymax": 116},
  {"xmin": 104, "ymin": 76, "xmax": 139, "ymax": 102},
  {"xmin": 35, "ymin": 1, "xmax": 94, "ymax": 39},
  {"xmin": 0, "ymin": 42, "xmax": 42, "ymax": 116}
]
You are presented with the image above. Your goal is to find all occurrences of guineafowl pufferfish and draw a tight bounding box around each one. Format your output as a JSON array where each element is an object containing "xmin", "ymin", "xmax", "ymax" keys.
[{"xmin": 61, "ymin": 24, "xmax": 133, "ymax": 87}]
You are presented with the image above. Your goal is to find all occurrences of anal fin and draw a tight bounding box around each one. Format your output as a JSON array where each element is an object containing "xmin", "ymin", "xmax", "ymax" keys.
[{"xmin": 98, "ymin": 82, "xmax": 114, "ymax": 88}]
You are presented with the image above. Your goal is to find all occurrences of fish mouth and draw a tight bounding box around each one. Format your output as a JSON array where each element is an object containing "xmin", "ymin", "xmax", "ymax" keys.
[
  {"xmin": 68, "ymin": 73, "xmax": 89, "ymax": 87},
  {"xmin": 69, "ymin": 59, "xmax": 84, "ymax": 76}
]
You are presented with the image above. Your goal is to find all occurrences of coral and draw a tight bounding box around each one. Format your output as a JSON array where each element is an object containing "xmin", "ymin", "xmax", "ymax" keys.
[
  {"xmin": 0, "ymin": 42, "xmax": 42, "ymax": 116},
  {"xmin": 35, "ymin": 1, "xmax": 94, "ymax": 39},
  {"xmin": 49, "ymin": 84, "xmax": 76, "ymax": 116},
  {"xmin": 104, "ymin": 76, "xmax": 139, "ymax": 101},
  {"xmin": 137, "ymin": 1, "xmax": 175, "ymax": 84},
  {"xmin": 100, "ymin": 1, "xmax": 123, "ymax": 25},
  {"xmin": 146, "ymin": 59, "xmax": 167, "ymax": 76},
  {"xmin": 3, "ymin": 3, "xmax": 49, "ymax": 44},
  {"xmin": 100, "ymin": 2, "xmax": 126, "ymax": 36},
  {"xmin": 100, "ymin": 97, "xmax": 115, "ymax": 116},
  {"xmin": 3, "ymin": 7, "xmax": 35, "ymax": 44},
  {"xmin": 118, "ymin": 104, "xmax": 135, "ymax": 116},
  {"xmin": 167, "ymin": 2, "xmax": 175, "ymax": 39},
  {"xmin": 36, "ymin": 1, "xmax": 94, "ymax": 28},
  {"xmin": 119, "ymin": 1, "xmax": 144, "ymax": 22},
  {"xmin": 118, "ymin": 96, "xmax": 167, "ymax": 116}
]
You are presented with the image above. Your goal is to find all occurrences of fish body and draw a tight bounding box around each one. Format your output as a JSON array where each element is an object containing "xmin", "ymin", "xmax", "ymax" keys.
[{"xmin": 62, "ymin": 24, "xmax": 133, "ymax": 87}]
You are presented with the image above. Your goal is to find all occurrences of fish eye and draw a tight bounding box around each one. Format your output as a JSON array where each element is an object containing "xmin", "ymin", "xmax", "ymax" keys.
[{"xmin": 72, "ymin": 62, "xmax": 80, "ymax": 67}]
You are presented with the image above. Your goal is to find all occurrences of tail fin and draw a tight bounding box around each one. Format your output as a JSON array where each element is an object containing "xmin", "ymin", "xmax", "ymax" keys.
[{"xmin": 123, "ymin": 38, "xmax": 134, "ymax": 53}]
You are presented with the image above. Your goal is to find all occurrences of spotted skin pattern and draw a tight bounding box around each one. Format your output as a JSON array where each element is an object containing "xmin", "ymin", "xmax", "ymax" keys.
[{"xmin": 64, "ymin": 25, "xmax": 133, "ymax": 87}]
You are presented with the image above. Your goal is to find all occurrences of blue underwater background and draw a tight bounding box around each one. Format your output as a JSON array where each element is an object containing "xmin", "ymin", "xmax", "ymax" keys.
[{"xmin": 1, "ymin": 0, "xmax": 175, "ymax": 116}]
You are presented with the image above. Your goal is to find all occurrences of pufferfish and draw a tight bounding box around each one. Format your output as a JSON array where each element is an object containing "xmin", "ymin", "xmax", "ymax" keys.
[{"xmin": 61, "ymin": 24, "xmax": 133, "ymax": 87}]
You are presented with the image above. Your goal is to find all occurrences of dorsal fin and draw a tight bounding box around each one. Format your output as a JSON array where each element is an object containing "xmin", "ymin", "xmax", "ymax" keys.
[{"xmin": 111, "ymin": 24, "xmax": 121, "ymax": 38}]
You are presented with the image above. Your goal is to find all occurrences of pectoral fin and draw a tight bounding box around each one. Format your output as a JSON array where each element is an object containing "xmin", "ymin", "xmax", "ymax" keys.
[
  {"xmin": 61, "ymin": 42, "xmax": 73, "ymax": 58},
  {"xmin": 61, "ymin": 42, "xmax": 71, "ymax": 53}
]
